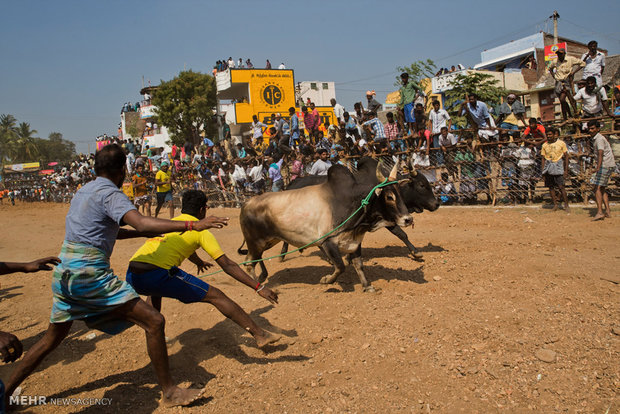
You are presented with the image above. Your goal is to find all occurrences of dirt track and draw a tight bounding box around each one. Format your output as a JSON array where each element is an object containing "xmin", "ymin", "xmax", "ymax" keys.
[{"xmin": 0, "ymin": 202, "xmax": 618, "ymax": 413}]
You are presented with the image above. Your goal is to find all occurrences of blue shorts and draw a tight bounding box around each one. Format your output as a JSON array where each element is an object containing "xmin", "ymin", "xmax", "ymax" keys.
[
  {"xmin": 404, "ymin": 103, "xmax": 415, "ymax": 123},
  {"xmin": 156, "ymin": 190, "xmax": 172, "ymax": 205},
  {"xmin": 126, "ymin": 266, "xmax": 210, "ymax": 303}
]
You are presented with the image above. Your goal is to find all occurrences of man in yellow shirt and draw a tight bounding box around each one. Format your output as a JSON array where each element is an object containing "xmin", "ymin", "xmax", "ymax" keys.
[
  {"xmin": 549, "ymin": 48, "xmax": 585, "ymax": 120},
  {"xmin": 154, "ymin": 161, "xmax": 174, "ymax": 218},
  {"xmin": 540, "ymin": 128, "xmax": 569, "ymax": 212},
  {"xmin": 126, "ymin": 190, "xmax": 280, "ymax": 348}
]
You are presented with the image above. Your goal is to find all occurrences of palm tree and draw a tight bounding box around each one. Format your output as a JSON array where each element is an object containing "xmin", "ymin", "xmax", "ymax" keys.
[
  {"xmin": 12, "ymin": 122, "xmax": 40, "ymax": 162},
  {"xmin": 0, "ymin": 114, "xmax": 18, "ymax": 162}
]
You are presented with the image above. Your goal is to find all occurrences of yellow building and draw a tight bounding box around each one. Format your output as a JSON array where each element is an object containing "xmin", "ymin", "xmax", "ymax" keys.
[{"xmin": 216, "ymin": 68, "xmax": 335, "ymax": 141}]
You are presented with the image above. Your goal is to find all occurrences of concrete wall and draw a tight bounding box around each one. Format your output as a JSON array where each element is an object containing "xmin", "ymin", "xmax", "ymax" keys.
[{"xmin": 299, "ymin": 81, "xmax": 336, "ymax": 106}]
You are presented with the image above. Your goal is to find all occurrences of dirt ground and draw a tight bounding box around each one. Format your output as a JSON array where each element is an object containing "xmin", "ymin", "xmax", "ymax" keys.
[{"xmin": 0, "ymin": 202, "xmax": 618, "ymax": 413}]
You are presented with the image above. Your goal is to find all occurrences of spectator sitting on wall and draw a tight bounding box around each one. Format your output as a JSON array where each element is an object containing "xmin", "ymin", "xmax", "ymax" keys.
[{"xmin": 496, "ymin": 93, "xmax": 527, "ymax": 134}]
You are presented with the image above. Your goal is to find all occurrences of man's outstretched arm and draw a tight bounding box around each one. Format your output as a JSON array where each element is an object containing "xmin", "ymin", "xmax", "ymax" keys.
[
  {"xmin": 0, "ymin": 257, "xmax": 61, "ymax": 275},
  {"xmin": 215, "ymin": 254, "xmax": 278, "ymax": 304}
]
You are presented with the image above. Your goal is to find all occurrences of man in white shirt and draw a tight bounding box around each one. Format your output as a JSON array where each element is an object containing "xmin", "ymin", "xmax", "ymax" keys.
[
  {"xmin": 309, "ymin": 149, "xmax": 332, "ymax": 176},
  {"xmin": 574, "ymin": 76, "xmax": 612, "ymax": 118},
  {"xmin": 428, "ymin": 100, "xmax": 451, "ymax": 164},
  {"xmin": 227, "ymin": 57, "xmax": 235, "ymax": 68},
  {"xmin": 581, "ymin": 40, "xmax": 605, "ymax": 86},
  {"xmin": 278, "ymin": 63, "xmax": 286, "ymax": 69},
  {"xmin": 331, "ymin": 98, "xmax": 345, "ymax": 123},
  {"xmin": 251, "ymin": 115, "xmax": 267, "ymax": 145}
]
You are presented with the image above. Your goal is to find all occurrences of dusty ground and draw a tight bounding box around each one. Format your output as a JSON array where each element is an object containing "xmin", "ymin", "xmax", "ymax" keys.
[{"xmin": 0, "ymin": 202, "xmax": 618, "ymax": 413}]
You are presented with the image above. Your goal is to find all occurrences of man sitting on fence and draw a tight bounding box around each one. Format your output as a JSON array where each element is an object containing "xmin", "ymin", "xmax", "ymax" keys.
[
  {"xmin": 540, "ymin": 128, "xmax": 570, "ymax": 212},
  {"xmin": 460, "ymin": 93, "xmax": 497, "ymax": 142}
]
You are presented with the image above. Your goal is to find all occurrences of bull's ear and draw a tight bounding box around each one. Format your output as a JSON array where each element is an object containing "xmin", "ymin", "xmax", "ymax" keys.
[
  {"xmin": 398, "ymin": 179, "xmax": 410, "ymax": 185},
  {"xmin": 374, "ymin": 188, "xmax": 383, "ymax": 196}
]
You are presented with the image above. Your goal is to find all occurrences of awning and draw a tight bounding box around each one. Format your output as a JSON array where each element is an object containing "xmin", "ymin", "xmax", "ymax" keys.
[{"xmin": 474, "ymin": 47, "xmax": 535, "ymax": 70}]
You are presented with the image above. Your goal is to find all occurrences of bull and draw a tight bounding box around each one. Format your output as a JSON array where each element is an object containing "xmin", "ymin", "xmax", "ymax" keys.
[
  {"xmin": 238, "ymin": 161, "xmax": 412, "ymax": 292},
  {"xmin": 281, "ymin": 157, "xmax": 439, "ymax": 260}
]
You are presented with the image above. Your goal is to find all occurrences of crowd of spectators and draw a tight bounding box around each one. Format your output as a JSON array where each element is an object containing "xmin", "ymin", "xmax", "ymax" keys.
[{"xmin": 212, "ymin": 57, "xmax": 286, "ymax": 74}]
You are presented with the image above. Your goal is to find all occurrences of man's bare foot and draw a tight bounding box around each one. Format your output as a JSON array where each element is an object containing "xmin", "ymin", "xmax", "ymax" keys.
[
  {"xmin": 564, "ymin": 205, "xmax": 571, "ymax": 213},
  {"xmin": 255, "ymin": 330, "xmax": 281, "ymax": 348},
  {"xmin": 605, "ymin": 212, "xmax": 612, "ymax": 218},
  {"xmin": 552, "ymin": 205, "xmax": 559, "ymax": 212},
  {"xmin": 161, "ymin": 386, "xmax": 205, "ymax": 408},
  {"xmin": 592, "ymin": 213, "xmax": 605, "ymax": 221}
]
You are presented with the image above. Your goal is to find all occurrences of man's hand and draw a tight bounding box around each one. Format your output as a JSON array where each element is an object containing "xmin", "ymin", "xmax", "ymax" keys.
[
  {"xmin": 195, "ymin": 216, "xmax": 229, "ymax": 231},
  {"xmin": 0, "ymin": 331, "xmax": 23, "ymax": 363},
  {"xmin": 258, "ymin": 287, "xmax": 279, "ymax": 304},
  {"xmin": 22, "ymin": 257, "xmax": 61, "ymax": 273},
  {"xmin": 196, "ymin": 260, "xmax": 213, "ymax": 274}
]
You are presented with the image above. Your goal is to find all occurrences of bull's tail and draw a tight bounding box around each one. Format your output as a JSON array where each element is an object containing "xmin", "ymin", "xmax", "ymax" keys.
[{"xmin": 237, "ymin": 240, "xmax": 248, "ymax": 255}]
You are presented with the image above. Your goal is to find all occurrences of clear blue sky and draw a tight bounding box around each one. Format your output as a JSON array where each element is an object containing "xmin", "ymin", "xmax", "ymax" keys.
[{"xmin": 1, "ymin": 0, "xmax": 619, "ymax": 153}]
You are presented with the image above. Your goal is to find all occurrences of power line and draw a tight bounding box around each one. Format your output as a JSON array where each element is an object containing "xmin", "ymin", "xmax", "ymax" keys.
[
  {"xmin": 561, "ymin": 18, "xmax": 620, "ymax": 45},
  {"xmin": 333, "ymin": 18, "xmax": 549, "ymax": 88}
]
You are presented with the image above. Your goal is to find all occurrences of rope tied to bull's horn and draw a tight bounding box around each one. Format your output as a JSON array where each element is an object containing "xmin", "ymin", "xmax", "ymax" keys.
[{"xmin": 197, "ymin": 178, "xmax": 398, "ymax": 279}]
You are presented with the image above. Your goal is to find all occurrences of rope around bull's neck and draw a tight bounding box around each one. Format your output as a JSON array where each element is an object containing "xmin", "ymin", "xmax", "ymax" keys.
[{"xmin": 197, "ymin": 178, "xmax": 398, "ymax": 279}]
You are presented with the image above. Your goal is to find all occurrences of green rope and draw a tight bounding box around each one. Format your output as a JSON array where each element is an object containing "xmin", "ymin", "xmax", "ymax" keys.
[{"xmin": 197, "ymin": 178, "xmax": 398, "ymax": 279}]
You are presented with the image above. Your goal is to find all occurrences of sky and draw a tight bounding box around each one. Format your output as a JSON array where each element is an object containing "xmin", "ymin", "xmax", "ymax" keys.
[{"xmin": 1, "ymin": 0, "xmax": 619, "ymax": 153}]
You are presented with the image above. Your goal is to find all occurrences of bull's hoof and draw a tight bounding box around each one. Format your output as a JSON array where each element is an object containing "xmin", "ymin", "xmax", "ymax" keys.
[
  {"xmin": 258, "ymin": 274, "xmax": 268, "ymax": 284},
  {"xmin": 279, "ymin": 255, "xmax": 286, "ymax": 263},
  {"xmin": 363, "ymin": 286, "xmax": 377, "ymax": 293},
  {"xmin": 320, "ymin": 275, "xmax": 337, "ymax": 284},
  {"xmin": 411, "ymin": 251, "xmax": 424, "ymax": 261}
]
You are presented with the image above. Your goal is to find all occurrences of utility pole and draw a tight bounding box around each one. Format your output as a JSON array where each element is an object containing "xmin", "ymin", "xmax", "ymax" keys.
[{"xmin": 550, "ymin": 10, "xmax": 560, "ymax": 44}]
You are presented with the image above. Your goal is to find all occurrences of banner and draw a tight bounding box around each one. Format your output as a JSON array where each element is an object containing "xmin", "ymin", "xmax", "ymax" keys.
[
  {"xmin": 3, "ymin": 162, "xmax": 40, "ymax": 173},
  {"xmin": 96, "ymin": 140, "xmax": 111, "ymax": 151},
  {"xmin": 544, "ymin": 42, "xmax": 567, "ymax": 67}
]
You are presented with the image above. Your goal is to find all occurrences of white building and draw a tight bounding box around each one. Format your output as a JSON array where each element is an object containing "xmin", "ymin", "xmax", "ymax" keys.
[
  {"xmin": 120, "ymin": 86, "xmax": 172, "ymax": 151},
  {"xmin": 297, "ymin": 81, "xmax": 336, "ymax": 106}
]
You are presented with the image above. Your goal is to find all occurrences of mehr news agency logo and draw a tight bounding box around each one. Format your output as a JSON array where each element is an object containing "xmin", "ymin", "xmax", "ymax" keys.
[
  {"xmin": 10, "ymin": 394, "xmax": 112, "ymax": 407},
  {"xmin": 260, "ymin": 82, "xmax": 284, "ymax": 108}
]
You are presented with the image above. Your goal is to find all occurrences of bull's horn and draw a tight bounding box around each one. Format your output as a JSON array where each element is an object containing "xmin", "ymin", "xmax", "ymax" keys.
[
  {"xmin": 376, "ymin": 160, "xmax": 387, "ymax": 182},
  {"xmin": 388, "ymin": 162, "xmax": 399, "ymax": 181},
  {"xmin": 410, "ymin": 165, "xmax": 417, "ymax": 177}
]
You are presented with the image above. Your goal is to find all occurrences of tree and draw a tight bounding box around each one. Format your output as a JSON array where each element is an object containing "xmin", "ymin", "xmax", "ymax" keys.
[
  {"xmin": 0, "ymin": 114, "xmax": 18, "ymax": 163},
  {"xmin": 34, "ymin": 132, "xmax": 76, "ymax": 164},
  {"xmin": 11, "ymin": 122, "xmax": 40, "ymax": 162},
  {"xmin": 443, "ymin": 72, "xmax": 507, "ymax": 129},
  {"xmin": 151, "ymin": 70, "xmax": 217, "ymax": 146},
  {"xmin": 394, "ymin": 59, "xmax": 436, "ymax": 87}
]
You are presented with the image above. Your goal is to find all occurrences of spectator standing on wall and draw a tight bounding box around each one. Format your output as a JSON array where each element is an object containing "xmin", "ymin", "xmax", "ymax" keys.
[
  {"xmin": 548, "ymin": 48, "xmax": 584, "ymax": 120},
  {"xmin": 265, "ymin": 59, "xmax": 272, "ymax": 69},
  {"xmin": 581, "ymin": 40, "xmax": 605, "ymax": 86},
  {"xmin": 398, "ymin": 72, "xmax": 421, "ymax": 134}
]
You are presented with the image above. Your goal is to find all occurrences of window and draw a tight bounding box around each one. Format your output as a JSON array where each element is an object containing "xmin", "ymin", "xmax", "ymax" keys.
[
  {"xmin": 322, "ymin": 83, "xmax": 329, "ymax": 90},
  {"xmin": 310, "ymin": 83, "xmax": 317, "ymax": 90}
]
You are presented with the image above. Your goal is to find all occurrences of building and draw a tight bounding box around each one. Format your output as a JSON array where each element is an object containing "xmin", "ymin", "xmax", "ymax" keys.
[
  {"xmin": 119, "ymin": 86, "xmax": 173, "ymax": 151},
  {"xmin": 297, "ymin": 81, "xmax": 336, "ymax": 107},
  {"xmin": 215, "ymin": 68, "xmax": 336, "ymax": 144},
  {"xmin": 473, "ymin": 31, "xmax": 609, "ymax": 120}
]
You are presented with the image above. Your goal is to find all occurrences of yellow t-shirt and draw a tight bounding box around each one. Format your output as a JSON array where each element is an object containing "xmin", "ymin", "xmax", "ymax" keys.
[
  {"xmin": 122, "ymin": 182, "xmax": 134, "ymax": 200},
  {"xmin": 541, "ymin": 139, "xmax": 568, "ymax": 162},
  {"xmin": 155, "ymin": 169, "xmax": 172, "ymax": 193},
  {"xmin": 130, "ymin": 214, "xmax": 224, "ymax": 269}
]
